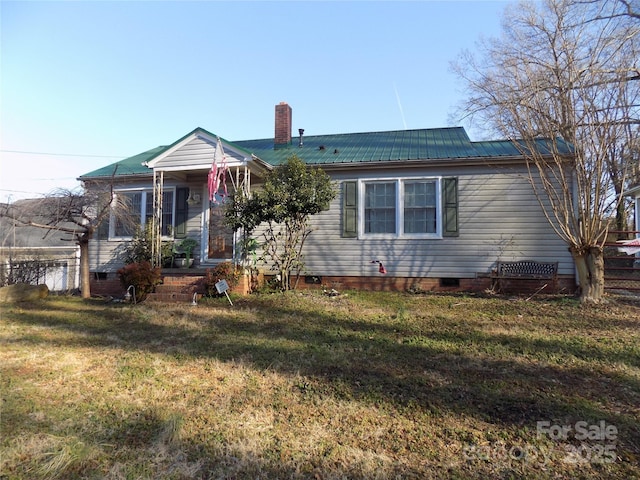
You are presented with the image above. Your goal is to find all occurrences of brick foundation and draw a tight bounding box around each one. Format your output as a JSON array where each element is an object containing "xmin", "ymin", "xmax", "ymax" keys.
[
  {"xmin": 296, "ymin": 276, "xmax": 492, "ymax": 293},
  {"xmin": 90, "ymin": 270, "xmax": 577, "ymax": 301},
  {"xmin": 89, "ymin": 275, "xmax": 123, "ymax": 297},
  {"xmin": 295, "ymin": 275, "xmax": 576, "ymax": 295}
]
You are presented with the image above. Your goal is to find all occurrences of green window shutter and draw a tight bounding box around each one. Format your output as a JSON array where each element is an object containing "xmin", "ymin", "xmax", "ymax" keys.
[
  {"xmin": 442, "ymin": 177, "xmax": 459, "ymax": 237},
  {"xmin": 342, "ymin": 181, "xmax": 358, "ymax": 238},
  {"xmin": 174, "ymin": 187, "xmax": 189, "ymax": 238}
]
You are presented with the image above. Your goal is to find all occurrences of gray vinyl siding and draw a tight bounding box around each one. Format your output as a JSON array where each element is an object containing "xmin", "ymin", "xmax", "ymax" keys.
[
  {"xmin": 88, "ymin": 180, "xmax": 205, "ymax": 272},
  {"xmin": 298, "ymin": 164, "xmax": 574, "ymax": 278},
  {"xmin": 89, "ymin": 161, "xmax": 574, "ymax": 280},
  {"xmin": 153, "ymin": 137, "xmax": 247, "ymax": 170}
]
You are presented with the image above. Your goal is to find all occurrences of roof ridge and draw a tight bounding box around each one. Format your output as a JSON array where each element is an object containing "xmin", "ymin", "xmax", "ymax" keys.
[{"xmin": 233, "ymin": 126, "xmax": 468, "ymax": 143}]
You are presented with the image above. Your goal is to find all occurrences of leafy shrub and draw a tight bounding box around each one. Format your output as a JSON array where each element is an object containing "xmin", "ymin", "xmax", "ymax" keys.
[
  {"xmin": 117, "ymin": 261, "xmax": 162, "ymax": 302},
  {"xmin": 204, "ymin": 262, "xmax": 240, "ymax": 296},
  {"xmin": 160, "ymin": 241, "xmax": 175, "ymax": 267},
  {"xmin": 224, "ymin": 155, "xmax": 335, "ymax": 290},
  {"xmin": 176, "ymin": 238, "xmax": 198, "ymax": 260},
  {"xmin": 123, "ymin": 225, "xmax": 153, "ymax": 264},
  {"xmin": 123, "ymin": 224, "xmax": 174, "ymax": 267}
]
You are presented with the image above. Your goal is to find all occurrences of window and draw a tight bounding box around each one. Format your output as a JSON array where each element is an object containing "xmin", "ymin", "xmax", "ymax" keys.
[
  {"xmin": 364, "ymin": 182, "xmax": 396, "ymax": 234},
  {"xmin": 111, "ymin": 189, "xmax": 175, "ymax": 239},
  {"xmin": 403, "ymin": 181, "xmax": 437, "ymax": 234},
  {"xmin": 114, "ymin": 191, "xmax": 142, "ymax": 237},
  {"xmin": 341, "ymin": 177, "xmax": 458, "ymax": 238}
]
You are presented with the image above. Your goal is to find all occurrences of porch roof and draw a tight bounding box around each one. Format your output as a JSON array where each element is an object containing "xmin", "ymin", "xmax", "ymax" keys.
[{"xmin": 79, "ymin": 128, "xmax": 257, "ymax": 180}]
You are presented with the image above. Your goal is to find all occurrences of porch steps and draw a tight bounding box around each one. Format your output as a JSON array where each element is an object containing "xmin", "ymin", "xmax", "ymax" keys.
[{"xmin": 146, "ymin": 272, "xmax": 206, "ymax": 303}]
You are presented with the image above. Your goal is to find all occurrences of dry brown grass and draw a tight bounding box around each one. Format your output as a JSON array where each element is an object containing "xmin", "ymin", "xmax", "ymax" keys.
[{"xmin": 1, "ymin": 291, "xmax": 639, "ymax": 479}]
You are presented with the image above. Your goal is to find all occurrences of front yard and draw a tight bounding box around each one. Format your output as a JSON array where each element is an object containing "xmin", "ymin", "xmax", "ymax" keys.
[{"xmin": 1, "ymin": 291, "xmax": 639, "ymax": 479}]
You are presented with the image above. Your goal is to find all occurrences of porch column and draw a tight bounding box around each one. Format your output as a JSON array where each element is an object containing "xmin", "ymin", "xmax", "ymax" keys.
[{"xmin": 151, "ymin": 170, "xmax": 164, "ymax": 267}]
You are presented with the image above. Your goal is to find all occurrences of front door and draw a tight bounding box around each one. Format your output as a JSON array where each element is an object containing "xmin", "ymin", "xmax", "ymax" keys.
[{"xmin": 205, "ymin": 196, "xmax": 234, "ymax": 262}]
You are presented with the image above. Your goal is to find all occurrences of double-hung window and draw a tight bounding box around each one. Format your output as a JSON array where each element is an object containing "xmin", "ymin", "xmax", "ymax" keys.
[
  {"xmin": 364, "ymin": 182, "xmax": 396, "ymax": 234},
  {"xmin": 342, "ymin": 177, "xmax": 458, "ymax": 239},
  {"xmin": 111, "ymin": 189, "xmax": 175, "ymax": 239},
  {"xmin": 362, "ymin": 178, "xmax": 440, "ymax": 237},
  {"xmin": 403, "ymin": 180, "xmax": 437, "ymax": 234}
]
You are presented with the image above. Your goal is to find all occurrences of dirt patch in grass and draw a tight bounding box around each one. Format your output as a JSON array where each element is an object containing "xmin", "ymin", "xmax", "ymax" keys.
[{"xmin": 1, "ymin": 291, "xmax": 639, "ymax": 479}]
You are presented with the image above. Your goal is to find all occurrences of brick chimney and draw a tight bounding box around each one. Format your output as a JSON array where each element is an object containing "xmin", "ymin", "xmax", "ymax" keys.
[{"xmin": 274, "ymin": 101, "xmax": 292, "ymax": 149}]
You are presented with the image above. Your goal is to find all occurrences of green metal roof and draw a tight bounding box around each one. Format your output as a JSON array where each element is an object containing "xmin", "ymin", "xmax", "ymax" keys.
[
  {"xmin": 235, "ymin": 127, "xmax": 572, "ymax": 167},
  {"xmin": 79, "ymin": 145, "xmax": 169, "ymax": 179},
  {"xmin": 79, "ymin": 127, "xmax": 254, "ymax": 180},
  {"xmin": 79, "ymin": 126, "xmax": 573, "ymax": 180},
  {"xmin": 235, "ymin": 128, "xmax": 476, "ymax": 166}
]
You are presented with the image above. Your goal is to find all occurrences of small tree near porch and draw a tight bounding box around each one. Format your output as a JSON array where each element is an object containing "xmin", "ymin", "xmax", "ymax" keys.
[{"xmin": 225, "ymin": 155, "xmax": 335, "ymax": 291}]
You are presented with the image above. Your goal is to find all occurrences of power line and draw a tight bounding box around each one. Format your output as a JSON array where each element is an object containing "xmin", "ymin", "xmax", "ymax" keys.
[
  {"xmin": 0, "ymin": 188, "xmax": 47, "ymax": 195},
  {"xmin": 0, "ymin": 149, "xmax": 124, "ymax": 158}
]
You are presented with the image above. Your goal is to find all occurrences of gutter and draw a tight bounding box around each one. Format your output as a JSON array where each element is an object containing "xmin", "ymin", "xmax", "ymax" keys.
[{"xmin": 314, "ymin": 154, "xmax": 570, "ymax": 172}]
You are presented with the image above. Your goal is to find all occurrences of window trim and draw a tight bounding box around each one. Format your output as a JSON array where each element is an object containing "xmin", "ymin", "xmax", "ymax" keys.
[
  {"xmin": 109, "ymin": 188, "xmax": 176, "ymax": 240},
  {"xmin": 358, "ymin": 177, "xmax": 442, "ymax": 239}
]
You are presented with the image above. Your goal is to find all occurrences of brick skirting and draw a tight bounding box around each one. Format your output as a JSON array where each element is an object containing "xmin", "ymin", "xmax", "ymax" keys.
[
  {"xmin": 89, "ymin": 275, "xmax": 122, "ymax": 297},
  {"xmin": 295, "ymin": 275, "xmax": 576, "ymax": 295},
  {"xmin": 90, "ymin": 271, "xmax": 577, "ymax": 301}
]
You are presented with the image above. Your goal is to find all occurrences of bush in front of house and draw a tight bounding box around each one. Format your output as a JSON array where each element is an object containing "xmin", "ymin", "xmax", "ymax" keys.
[
  {"xmin": 123, "ymin": 224, "xmax": 174, "ymax": 267},
  {"xmin": 204, "ymin": 262, "xmax": 240, "ymax": 297},
  {"xmin": 117, "ymin": 261, "xmax": 162, "ymax": 302}
]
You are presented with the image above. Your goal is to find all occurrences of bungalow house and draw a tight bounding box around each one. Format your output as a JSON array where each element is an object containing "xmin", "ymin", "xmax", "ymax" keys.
[{"xmin": 79, "ymin": 102, "xmax": 577, "ymax": 297}]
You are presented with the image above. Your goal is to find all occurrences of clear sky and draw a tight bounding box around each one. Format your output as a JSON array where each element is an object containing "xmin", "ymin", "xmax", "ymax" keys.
[{"xmin": 0, "ymin": 0, "xmax": 511, "ymax": 202}]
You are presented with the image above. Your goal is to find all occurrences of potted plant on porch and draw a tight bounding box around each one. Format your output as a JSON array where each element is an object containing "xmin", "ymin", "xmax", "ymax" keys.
[{"xmin": 173, "ymin": 238, "xmax": 198, "ymax": 268}]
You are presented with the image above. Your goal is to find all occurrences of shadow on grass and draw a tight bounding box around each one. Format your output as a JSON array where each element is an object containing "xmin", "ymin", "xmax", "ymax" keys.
[{"xmin": 3, "ymin": 294, "xmax": 640, "ymax": 469}]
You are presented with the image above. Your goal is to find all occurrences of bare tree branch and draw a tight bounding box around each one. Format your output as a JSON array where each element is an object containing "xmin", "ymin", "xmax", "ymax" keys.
[
  {"xmin": 452, "ymin": 0, "xmax": 640, "ymax": 302},
  {"xmin": 0, "ymin": 167, "xmax": 128, "ymax": 298}
]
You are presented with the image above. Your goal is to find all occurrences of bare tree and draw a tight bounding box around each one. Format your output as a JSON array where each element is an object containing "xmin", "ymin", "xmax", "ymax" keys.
[
  {"xmin": 586, "ymin": 0, "xmax": 640, "ymax": 21},
  {"xmin": 0, "ymin": 180, "xmax": 131, "ymax": 298},
  {"xmin": 453, "ymin": 0, "xmax": 639, "ymax": 303}
]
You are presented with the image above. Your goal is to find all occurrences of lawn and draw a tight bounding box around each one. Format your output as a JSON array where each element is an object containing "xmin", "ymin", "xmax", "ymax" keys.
[{"xmin": 1, "ymin": 291, "xmax": 639, "ymax": 479}]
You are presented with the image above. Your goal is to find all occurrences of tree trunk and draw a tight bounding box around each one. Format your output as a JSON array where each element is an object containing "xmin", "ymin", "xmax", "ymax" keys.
[
  {"xmin": 281, "ymin": 268, "xmax": 290, "ymax": 291},
  {"xmin": 615, "ymin": 200, "xmax": 628, "ymax": 240},
  {"xmin": 79, "ymin": 238, "xmax": 91, "ymax": 299},
  {"xmin": 571, "ymin": 246, "xmax": 605, "ymax": 303}
]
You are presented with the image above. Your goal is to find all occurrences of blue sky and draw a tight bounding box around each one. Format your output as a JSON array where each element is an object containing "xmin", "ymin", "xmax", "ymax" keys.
[{"xmin": 0, "ymin": 0, "xmax": 511, "ymax": 201}]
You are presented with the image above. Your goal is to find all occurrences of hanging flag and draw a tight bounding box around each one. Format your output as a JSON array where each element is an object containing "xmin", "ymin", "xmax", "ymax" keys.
[
  {"xmin": 218, "ymin": 138, "xmax": 228, "ymax": 199},
  {"xmin": 207, "ymin": 162, "xmax": 218, "ymax": 202},
  {"xmin": 208, "ymin": 137, "xmax": 226, "ymax": 202}
]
